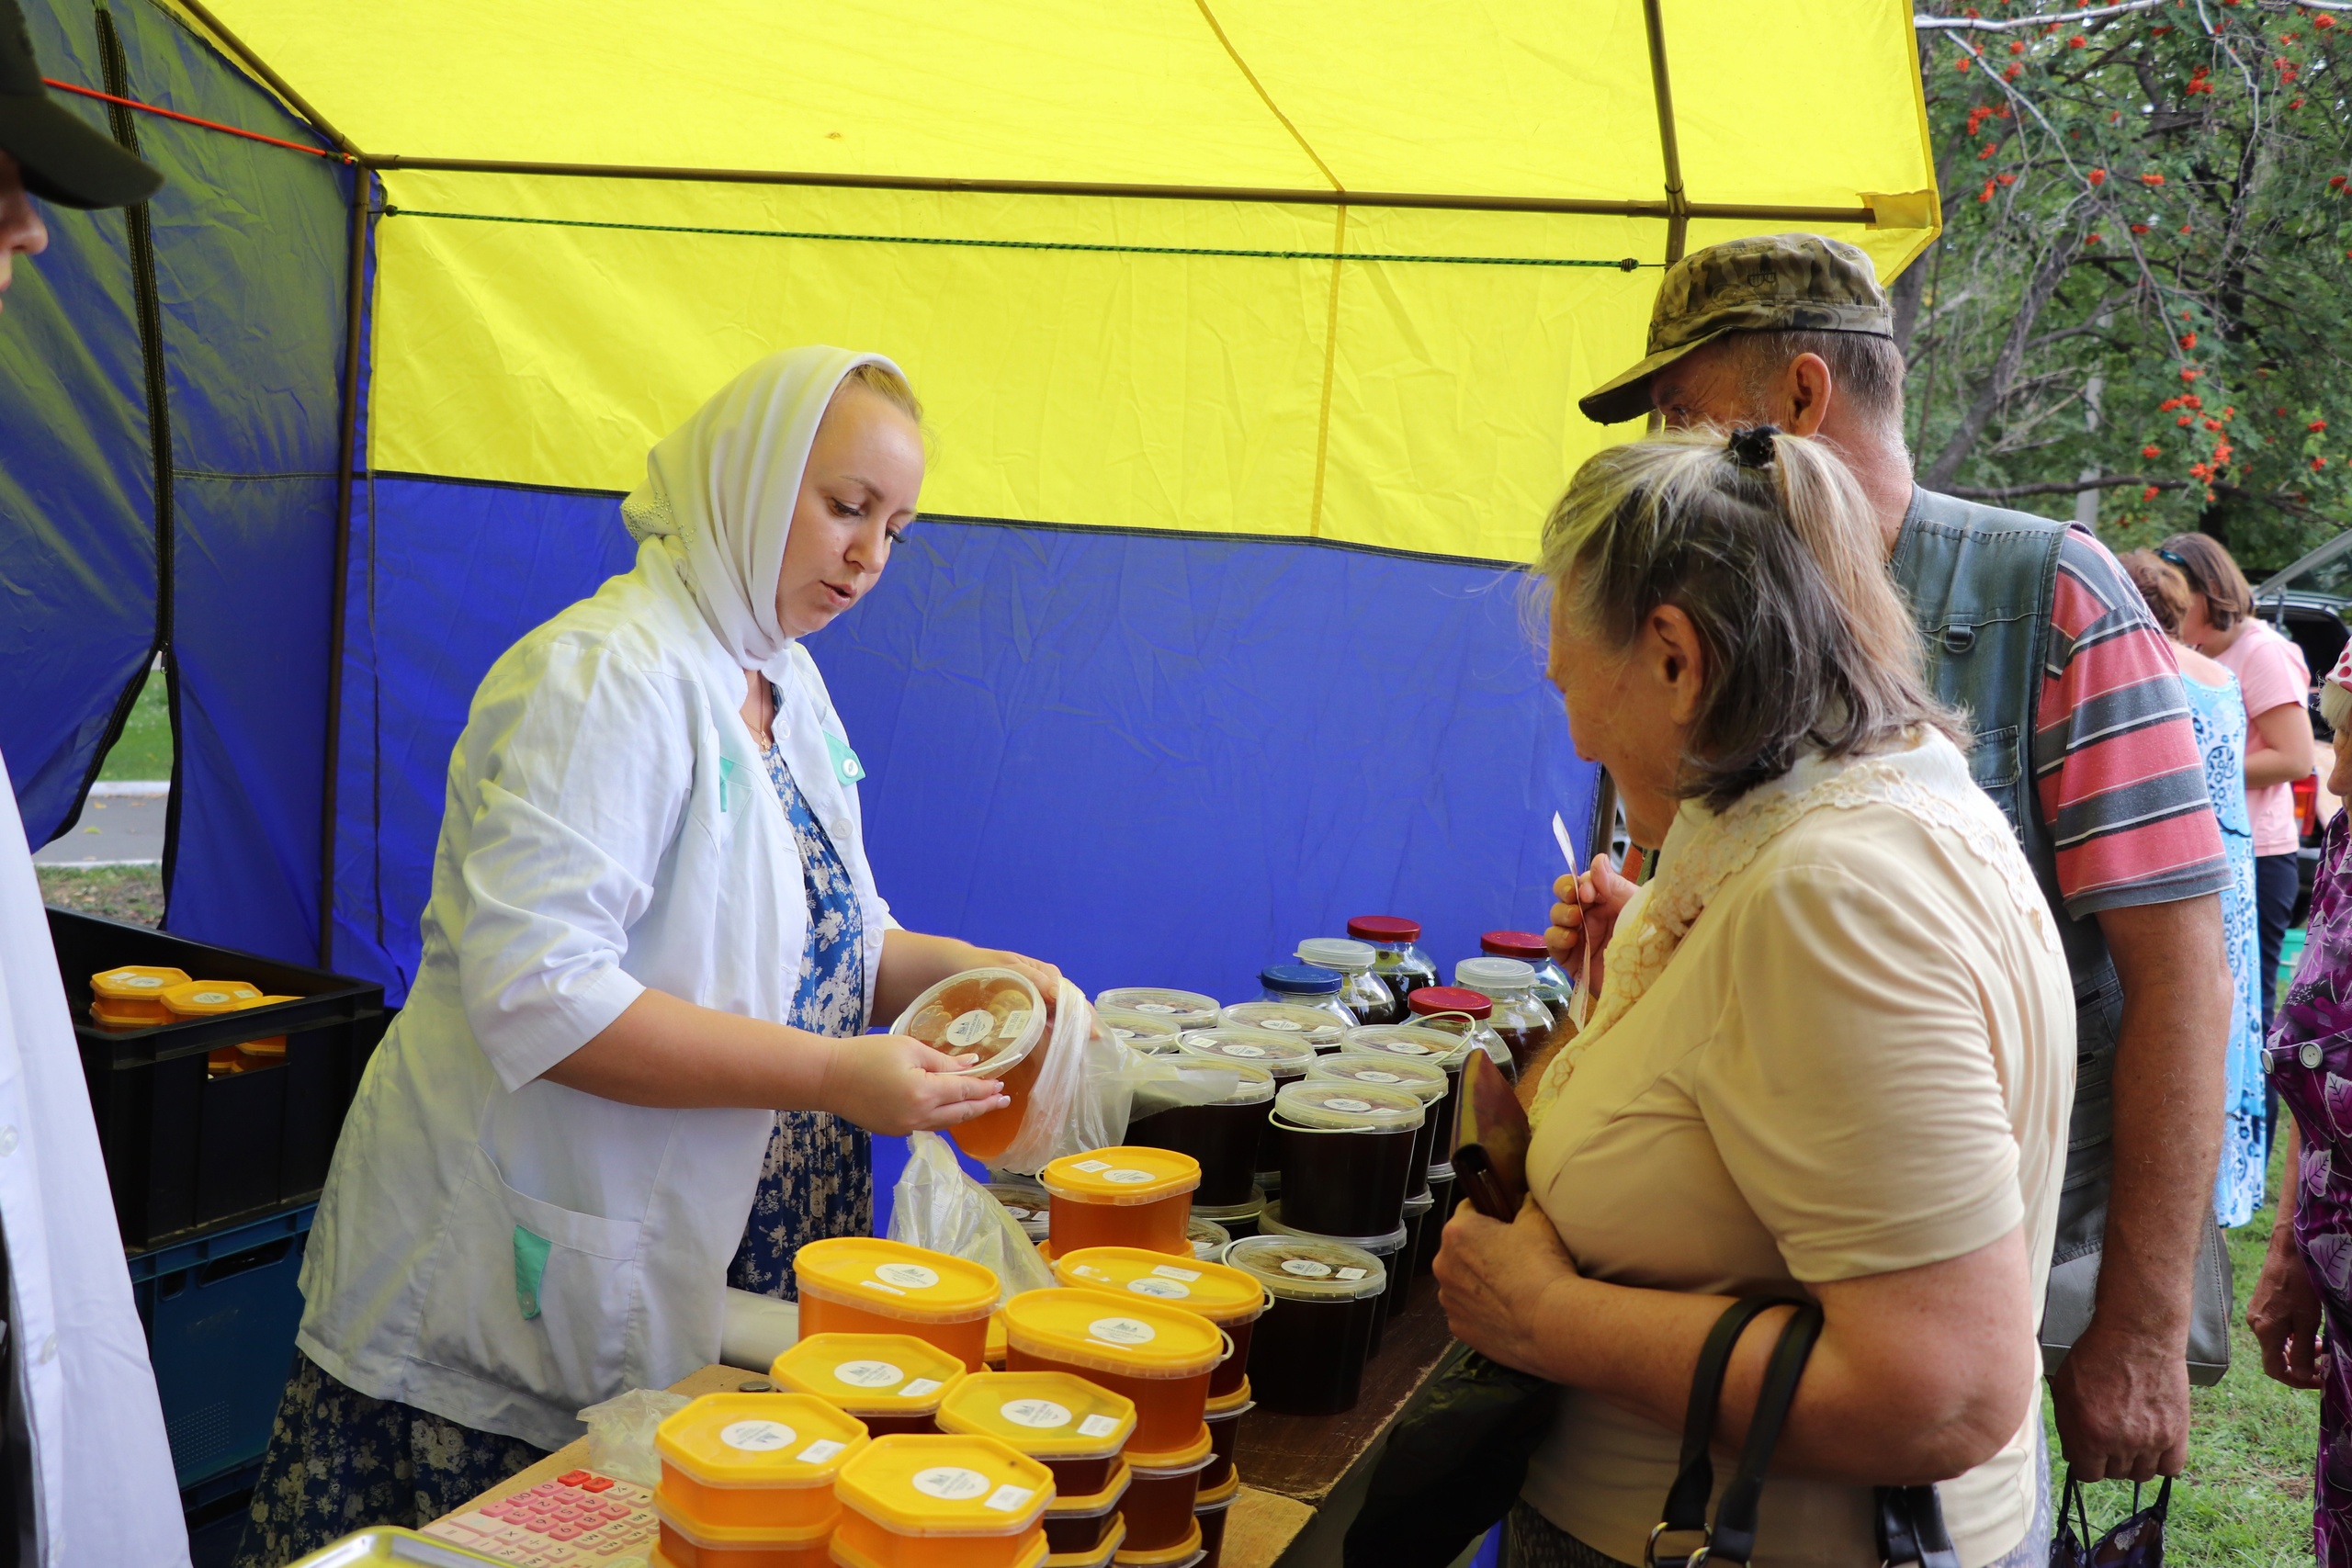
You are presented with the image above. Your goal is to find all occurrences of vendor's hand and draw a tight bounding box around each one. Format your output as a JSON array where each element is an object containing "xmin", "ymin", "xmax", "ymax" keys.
[
  {"xmin": 2249, "ymin": 1227, "xmax": 2328, "ymax": 1391},
  {"xmin": 1432, "ymin": 1196, "xmax": 1580, "ymax": 1381},
  {"xmin": 1547, "ymin": 854, "xmax": 1635, "ymax": 1002},
  {"xmin": 988, "ymin": 950, "xmax": 1066, "ymax": 1019},
  {"xmin": 821, "ymin": 1034, "xmax": 1008, "ymax": 1136}
]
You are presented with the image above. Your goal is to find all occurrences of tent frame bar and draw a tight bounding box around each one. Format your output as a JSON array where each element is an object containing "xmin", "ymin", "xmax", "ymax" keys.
[
  {"xmin": 1640, "ymin": 0, "xmax": 1690, "ymax": 264},
  {"xmin": 319, "ymin": 170, "xmax": 368, "ymax": 964},
  {"xmin": 173, "ymin": 0, "xmax": 361, "ymax": 158}
]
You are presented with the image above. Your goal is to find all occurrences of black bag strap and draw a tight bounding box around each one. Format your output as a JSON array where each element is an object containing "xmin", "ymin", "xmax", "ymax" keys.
[
  {"xmin": 1873, "ymin": 1483, "xmax": 1961, "ymax": 1568},
  {"xmin": 1647, "ymin": 1296, "xmax": 1812, "ymax": 1568},
  {"xmin": 1707, "ymin": 1301, "xmax": 1826, "ymax": 1563}
]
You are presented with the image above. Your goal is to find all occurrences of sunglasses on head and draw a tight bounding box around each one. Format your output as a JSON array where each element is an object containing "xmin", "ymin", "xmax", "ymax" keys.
[{"xmin": 2155, "ymin": 547, "xmax": 2192, "ymax": 572}]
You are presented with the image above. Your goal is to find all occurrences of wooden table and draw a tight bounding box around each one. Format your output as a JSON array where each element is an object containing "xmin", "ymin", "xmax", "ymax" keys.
[{"xmin": 442, "ymin": 1286, "xmax": 1461, "ymax": 1568}]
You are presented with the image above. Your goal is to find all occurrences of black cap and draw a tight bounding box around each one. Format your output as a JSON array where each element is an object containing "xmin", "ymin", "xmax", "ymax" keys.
[{"xmin": 0, "ymin": 0, "xmax": 160, "ymax": 209}]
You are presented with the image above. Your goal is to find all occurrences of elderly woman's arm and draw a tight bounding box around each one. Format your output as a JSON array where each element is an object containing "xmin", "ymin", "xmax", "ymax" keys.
[{"xmin": 1436, "ymin": 1200, "xmax": 2039, "ymax": 1484}]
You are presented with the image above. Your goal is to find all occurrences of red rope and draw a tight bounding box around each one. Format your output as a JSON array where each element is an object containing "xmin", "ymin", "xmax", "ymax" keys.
[{"xmin": 42, "ymin": 77, "xmax": 352, "ymax": 162}]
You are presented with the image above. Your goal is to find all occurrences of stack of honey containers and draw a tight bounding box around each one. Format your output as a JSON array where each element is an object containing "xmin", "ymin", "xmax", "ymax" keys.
[
  {"xmin": 85, "ymin": 964, "xmax": 299, "ymax": 1073},
  {"xmin": 661, "ymin": 1145, "xmax": 1246, "ymax": 1568}
]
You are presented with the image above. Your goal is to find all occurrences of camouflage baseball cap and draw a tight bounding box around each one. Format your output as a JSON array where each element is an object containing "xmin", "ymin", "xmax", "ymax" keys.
[{"xmin": 1578, "ymin": 232, "xmax": 1893, "ymax": 425}]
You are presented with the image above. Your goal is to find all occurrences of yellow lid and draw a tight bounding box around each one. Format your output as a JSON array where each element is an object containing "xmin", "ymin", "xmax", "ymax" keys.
[
  {"xmin": 161, "ymin": 979, "xmax": 262, "ymax": 1017},
  {"xmin": 654, "ymin": 1392, "xmax": 869, "ymax": 1489},
  {"xmin": 772, "ymin": 1333, "xmax": 967, "ymax": 1415},
  {"xmin": 1046, "ymin": 1457, "xmax": 1131, "ymax": 1517},
  {"xmin": 935, "ymin": 1371, "xmax": 1136, "ymax": 1460},
  {"xmin": 999, "ymin": 1289, "xmax": 1225, "ymax": 1381},
  {"xmin": 1045, "ymin": 1514, "xmax": 1126, "ymax": 1568},
  {"xmin": 1111, "ymin": 1518, "xmax": 1202, "ymax": 1566},
  {"xmin": 794, "ymin": 1237, "xmax": 999, "ymax": 1323},
  {"xmin": 986, "ymin": 1310, "xmax": 1008, "ymax": 1366},
  {"xmin": 1038, "ymin": 1148, "xmax": 1200, "ymax": 1208},
  {"xmin": 834, "ymin": 1433, "xmax": 1054, "ymax": 1537},
  {"xmin": 653, "ymin": 1495, "xmax": 838, "ymax": 1548},
  {"xmin": 1204, "ymin": 1377, "xmax": 1252, "ymax": 1417},
  {"xmin": 1125, "ymin": 1425, "xmax": 1211, "ymax": 1473},
  {"xmin": 90, "ymin": 965, "xmax": 188, "ymax": 1000},
  {"xmin": 1195, "ymin": 1470, "xmax": 1240, "ymax": 1510},
  {"xmin": 835, "ymin": 1531, "xmax": 1052, "ymax": 1568},
  {"xmin": 1053, "ymin": 1248, "xmax": 1266, "ymax": 1326}
]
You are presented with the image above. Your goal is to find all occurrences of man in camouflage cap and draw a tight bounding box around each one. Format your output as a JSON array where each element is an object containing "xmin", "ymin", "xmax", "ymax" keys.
[{"xmin": 1566, "ymin": 233, "xmax": 2233, "ymax": 1506}]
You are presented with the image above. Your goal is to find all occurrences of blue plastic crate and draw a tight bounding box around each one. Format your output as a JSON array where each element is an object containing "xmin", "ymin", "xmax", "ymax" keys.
[{"xmin": 129, "ymin": 1203, "xmax": 314, "ymax": 1489}]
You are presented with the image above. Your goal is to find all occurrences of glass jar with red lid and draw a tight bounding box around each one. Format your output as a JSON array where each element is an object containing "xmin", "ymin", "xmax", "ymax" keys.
[
  {"xmin": 1404, "ymin": 985, "xmax": 1513, "ymax": 1080},
  {"xmin": 1479, "ymin": 930, "xmax": 1573, "ymax": 1015},
  {"xmin": 1345, "ymin": 916, "xmax": 1438, "ymax": 1010}
]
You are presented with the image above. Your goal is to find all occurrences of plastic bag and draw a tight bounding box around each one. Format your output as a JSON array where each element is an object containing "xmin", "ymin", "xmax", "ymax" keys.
[
  {"xmin": 980, "ymin": 979, "xmax": 1236, "ymax": 1175},
  {"xmin": 888, "ymin": 1130, "xmax": 1057, "ymax": 1297},
  {"xmin": 575, "ymin": 1386, "xmax": 693, "ymax": 1485}
]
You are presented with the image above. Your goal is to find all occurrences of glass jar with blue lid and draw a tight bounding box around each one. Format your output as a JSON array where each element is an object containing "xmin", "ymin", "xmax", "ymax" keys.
[{"xmin": 1253, "ymin": 964, "xmax": 1356, "ymax": 1029}]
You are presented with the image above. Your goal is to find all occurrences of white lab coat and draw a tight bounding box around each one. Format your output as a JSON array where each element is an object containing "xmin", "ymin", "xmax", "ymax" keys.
[
  {"xmin": 297, "ymin": 541, "xmax": 895, "ymax": 1450},
  {"xmin": 0, "ymin": 753, "xmax": 187, "ymax": 1564}
]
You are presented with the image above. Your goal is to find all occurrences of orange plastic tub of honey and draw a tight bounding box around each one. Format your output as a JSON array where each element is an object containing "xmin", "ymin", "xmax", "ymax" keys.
[
  {"xmin": 831, "ymin": 1433, "xmax": 1054, "ymax": 1568},
  {"xmin": 1000, "ymin": 1290, "xmax": 1224, "ymax": 1457},
  {"xmin": 1038, "ymin": 1149, "xmax": 1199, "ymax": 1258},
  {"xmin": 87, "ymin": 964, "xmax": 187, "ymax": 1027},
  {"xmin": 936, "ymin": 1369, "xmax": 1136, "ymax": 1499},
  {"xmin": 893, "ymin": 968, "xmax": 1047, "ymax": 1165},
  {"xmin": 1050, "ymin": 1247, "xmax": 1265, "ymax": 1404},
  {"xmin": 794, "ymin": 1238, "xmax": 999, "ymax": 1371},
  {"xmin": 654, "ymin": 1392, "xmax": 867, "ymax": 1531},
  {"xmin": 652, "ymin": 1503, "xmax": 837, "ymax": 1568},
  {"xmin": 1109, "ymin": 1517, "xmax": 1200, "ymax": 1568},
  {"xmin": 771, "ymin": 1333, "xmax": 967, "ymax": 1437},
  {"xmin": 1115, "ymin": 1427, "xmax": 1210, "ymax": 1553}
]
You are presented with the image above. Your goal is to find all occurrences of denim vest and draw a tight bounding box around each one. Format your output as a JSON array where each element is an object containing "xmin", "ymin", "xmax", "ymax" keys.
[{"xmin": 1890, "ymin": 489, "xmax": 2118, "ymax": 1271}]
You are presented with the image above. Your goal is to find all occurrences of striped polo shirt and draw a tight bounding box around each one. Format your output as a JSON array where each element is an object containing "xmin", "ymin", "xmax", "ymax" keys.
[{"xmin": 2036, "ymin": 527, "xmax": 2231, "ymax": 916}]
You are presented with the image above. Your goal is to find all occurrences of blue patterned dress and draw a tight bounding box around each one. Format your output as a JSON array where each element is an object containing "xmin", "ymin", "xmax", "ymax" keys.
[
  {"xmin": 2183, "ymin": 663, "xmax": 2267, "ymax": 1224},
  {"xmin": 727, "ymin": 720, "xmax": 873, "ymax": 1300}
]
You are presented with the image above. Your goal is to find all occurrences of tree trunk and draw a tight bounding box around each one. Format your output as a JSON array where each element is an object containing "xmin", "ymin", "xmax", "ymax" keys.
[{"xmin": 1919, "ymin": 225, "xmax": 2082, "ymax": 492}]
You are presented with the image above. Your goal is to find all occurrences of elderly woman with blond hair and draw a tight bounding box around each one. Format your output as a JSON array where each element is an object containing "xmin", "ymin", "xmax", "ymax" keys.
[{"xmin": 1434, "ymin": 427, "xmax": 2073, "ymax": 1567}]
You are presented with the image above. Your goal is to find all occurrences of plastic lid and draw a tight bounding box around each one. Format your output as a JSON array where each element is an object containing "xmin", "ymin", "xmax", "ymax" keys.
[
  {"xmin": 1222, "ymin": 1235, "xmax": 1387, "ymax": 1302},
  {"xmin": 1408, "ymin": 986, "xmax": 1494, "ymax": 1021},
  {"xmin": 1258, "ymin": 1200, "xmax": 1408, "ymax": 1256},
  {"xmin": 1453, "ymin": 957, "xmax": 1536, "ymax": 995},
  {"xmin": 1125, "ymin": 1424, "xmax": 1213, "ymax": 1473},
  {"xmin": 1094, "ymin": 988, "xmax": 1220, "ymax": 1025},
  {"xmin": 161, "ymin": 979, "xmax": 263, "ymax": 1016},
  {"xmin": 1195, "ymin": 1470, "xmax": 1241, "ymax": 1511},
  {"xmin": 1053, "ymin": 1247, "xmax": 1267, "ymax": 1325},
  {"xmin": 1108, "ymin": 1518, "xmax": 1203, "ymax": 1567},
  {"xmin": 1195, "ymin": 1062, "xmax": 1275, "ymax": 1108},
  {"xmin": 1479, "ymin": 931, "xmax": 1550, "ymax": 961},
  {"xmin": 1295, "ymin": 938, "xmax": 1375, "ymax": 974},
  {"xmin": 1204, "ymin": 1377, "xmax": 1252, "ymax": 1416},
  {"xmin": 1403, "ymin": 1190, "xmax": 1436, "ymax": 1216},
  {"xmin": 1186, "ymin": 1218, "xmax": 1230, "ymax": 1260},
  {"xmin": 772, "ymin": 1333, "xmax": 970, "ymax": 1414},
  {"xmin": 1340, "ymin": 1024, "xmax": 1468, "ymax": 1065},
  {"xmin": 934, "ymin": 1371, "xmax": 1136, "ymax": 1460},
  {"xmin": 833, "ymin": 1433, "xmax": 1053, "ymax": 1537},
  {"xmin": 1273, "ymin": 1079, "xmax": 1425, "ymax": 1133},
  {"xmin": 1257, "ymin": 964, "xmax": 1340, "ymax": 997},
  {"xmin": 985, "ymin": 1184, "xmax": 1051, "ymax": 1234},
  {"xmin": 1175, "ymin": 1031, "xmax": 1316, "ymax": 1076},
  {"xmin": 1305, "ymin": 1053, "xmax": 1447, "ymax": 1103},
  {"xmin": 655, "ymin": 1392, "xmax": 870, "ymax": 1489},
  {"xmin": 896, "ymin": 967, "xmax": 1047, "ymax": 1078},
  {"xmin": 1039, "ymin": 1147, "xmax": 1201, "ymax": 1207},
  {"xmin": 1190, "ymin": 1188, "xmax": 1265, "ymax": 1225},
  {"xmin": 1097, "ymin": 1009, "xmax": 1188, "ymax": 1053},
  {"xmin": 1345, "ymin": 916, "xmax": 1422, "ymax": 943},
  {"xmin": 1217, "ymin": 1002, "xmax": 1346, "ymax": 1045},
  {"xmin": 999, "ymin": 1288, "xmax": 1225, "ymax": 1380},
  {"xmin": 90, "ymin": 964, "xmax": 188, "ymax": 998},
  {"xmin": 653, "ymin": 1496, "xmax": 839, "ymax": 1551},
  {"xmin": 795, "ymin": 1238, "xmax": 1000, "ymax": 1323}
]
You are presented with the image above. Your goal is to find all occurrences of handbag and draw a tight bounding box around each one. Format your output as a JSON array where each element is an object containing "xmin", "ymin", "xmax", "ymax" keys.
[
  {"xmin": 1340, "ymin": 1347, "xmax": 1560, "ymax": 1568},
  {"xmin": 2040, "ymin": 1205, "xmax": 2232, "ymax": 1387},
  {"xmin": 2049, "ymin": 1472, "xmax": 2170, "ymax": 1566},
  {"xmin": 1649, "ymin": 1296, "xmax": 1959, "ymax": 1568}
]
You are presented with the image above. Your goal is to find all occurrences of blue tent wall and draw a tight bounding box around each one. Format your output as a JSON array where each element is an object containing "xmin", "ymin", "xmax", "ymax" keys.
[
  {"xmin": 329, "ymin": 476, "xmax": 1595, "ymax": 1005},
  {"xmin": 0, "ymin": 0, "xmax": 351, "ymax": 970}
]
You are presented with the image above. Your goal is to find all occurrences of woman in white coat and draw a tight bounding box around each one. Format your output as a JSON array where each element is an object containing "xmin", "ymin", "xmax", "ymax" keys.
[{"xmin": 235, "ymin": 348, "xmax": 1058, "ymax": 1562}]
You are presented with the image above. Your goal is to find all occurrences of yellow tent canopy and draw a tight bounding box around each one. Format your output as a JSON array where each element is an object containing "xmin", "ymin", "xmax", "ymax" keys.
[{"xmin": 180, "ymin": 0, "xmax": 1935, "ymax": 562}]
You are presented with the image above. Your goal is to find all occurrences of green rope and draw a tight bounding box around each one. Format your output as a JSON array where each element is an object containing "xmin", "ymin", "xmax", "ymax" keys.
[{"xmin": 379, "ymin": 205, "xmax": 1650, "ymax": 271}]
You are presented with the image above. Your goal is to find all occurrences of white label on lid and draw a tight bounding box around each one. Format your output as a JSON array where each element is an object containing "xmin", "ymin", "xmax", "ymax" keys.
[
  {"xmin": 1337, "ymin": 1267, "xmax": 1369, "ymax": 1280},
  {"xmin": 1135, "ymin": 1001, "xmax": 1179, "ymax": 1014},
  {"xmin": 1280, "ymin": 1259, "xmax": 1333, "ymax": 1279},
  {"xmin": 999, "ymin": 1398, "xmax": 1073, "ymax": 1430},
  {"xmin": 719, "ymin": 1420, "xmax": 795, "ymax": 1452},
  {"xmin": 1379, "ymin": 1041, "xmax": 1432, "ymax": 1055},
  {"xmin": 833, "ymin": 1359, "xmax": 905, "ymax": 1389},
  {"xmin": 191, "ymin": 989, "xmax": 239, "ymax": 1005},
  {"xmin": 1219, "ymin": 1043, "xmax": 1267, "ymax": 1058},
  {"xmin": 944, "ymin": 1009, "xmax": 997, "ymax": 1048},
  {"xmin": 797, "ymin": 1438, "xmax": 847, "ymax": 1464},
  {"xmin": 1127, "ymin": 1277, "xmax": 1191, "ymax": 1299},
  {"xmin": 910, "ymin": 1467, "xmax": 991, "ymax": 1501},
  {"xmin": 985, "ymin": 1484, "xmax": 1036, "ymax": 1514},
  {"xmin": 858, "ymin": 1280, "xmax": 908, "ymax": 1296},
  {"xmin": 902, "ymin": 1378, "xmax": 944, "ymax": 1398},
  {"xmin": 112, "ymin": 974, "xmax": 166, "ymax": 988},
  {"xmin": 1072, "ymin": 1159, "xmax": 1112, "ymax": 1173},
  {"xmin": 1150, "ymin": 1264, "xmax": 1202, "ymax": 1281},
  {"xmin": 1258, "ymin": 1018, "xmax": 1304, "ymax": 1031},
  {"xmin": 1102, "ymin": 1168, "xmax": 1154, "ymax": 1185},
  {"xmin": 1088, "ymin": 1315, "xmax": 1158, "ymax": 1345},
  {"xmin": 1358, "ymin": 1071, "xmax": 1403, "ymax": 1083},
  {"xmin": 1326, "ymin": 1097, "xmax": 1374, "ymax": 1113},
  {"xmin": 1077, "ymin": 1414, "xmax": 1122, "ymax": 1438},
  {"xmin": 1110, "ymin": 1027, "xmax": 1136, "ymax": 1042},
  {"xmin": 1004, "ymin": 1203, "xmax": 1037, "ymax": 1222},
  {"xmin": 999, "ymin": 1009, "xmax": 1032, "ymax": 1038},
  {"xmin": 874, "ymin": 1262, "xmax": 940, "ymax": 1290}
]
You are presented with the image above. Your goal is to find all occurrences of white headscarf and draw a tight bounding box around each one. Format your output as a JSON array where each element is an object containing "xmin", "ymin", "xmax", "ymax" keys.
[{"xmin": 622, "ymin": 344, "xmax": 907, "ymax": 677}]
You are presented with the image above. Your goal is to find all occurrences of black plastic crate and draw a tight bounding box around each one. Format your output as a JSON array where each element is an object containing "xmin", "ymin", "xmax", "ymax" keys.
[{"xmin": 50, "ymin": 908, "xmax": 386, "ymax": 1248}]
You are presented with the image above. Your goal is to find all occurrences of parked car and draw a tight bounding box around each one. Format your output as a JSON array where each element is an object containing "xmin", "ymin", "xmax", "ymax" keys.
[{"xmin": 2252, "ymin": 546, "xmax": 2352, "ymax": 922}]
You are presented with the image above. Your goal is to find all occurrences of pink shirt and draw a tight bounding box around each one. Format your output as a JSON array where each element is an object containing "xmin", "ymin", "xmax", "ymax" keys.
[{"xmin": 2216, "ymin": 617, "xmax": 2312, "ymax": 856}]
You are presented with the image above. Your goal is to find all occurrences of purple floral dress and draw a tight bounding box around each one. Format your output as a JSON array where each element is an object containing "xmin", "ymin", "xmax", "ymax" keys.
[{"xmin": 2268, "ymin": 805, "xmax": 2352, "ymax": 1562}]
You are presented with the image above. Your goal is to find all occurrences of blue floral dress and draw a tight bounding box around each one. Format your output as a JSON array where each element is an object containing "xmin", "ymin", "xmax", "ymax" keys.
[
  {"xmin": 2183, "ymin": 664, "xmax": 2267, "ymax": 1225},
  {"xmin": 726, "ymin": 724, "xmax": 873, "ymax": 1300}
]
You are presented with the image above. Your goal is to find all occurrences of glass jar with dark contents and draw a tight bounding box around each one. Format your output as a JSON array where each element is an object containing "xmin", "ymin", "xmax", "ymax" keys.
[
  {"xmin": 1405, "ymin": 987, "xmax": 1514, "ymax": 1082},
  {"xmin": 1295, "ymin": 937, "xmax": 1400, "ymax": 1026},
  {"xmin": 1346, "ymin": 916, "xmax": 1439, "ymax": 1011},
  {"xmin": 1452, "ymin": 958, "xmax": 1554, "ymax": 1076},
  {"xmin": 1176, "ymin": 1029, "xmax": 1317, "ymax": 1179},
  {"xmin": 1479, "ymin": 930, "xmax": 1573, "ymax": 1017},
  {"xmin": 1254, "ymin": 965, "xmax": 1355, "ymax": 1029}
]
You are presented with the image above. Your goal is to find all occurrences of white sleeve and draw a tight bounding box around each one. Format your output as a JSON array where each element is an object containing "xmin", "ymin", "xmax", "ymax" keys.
[{"xmin": 451, "ymin": 637, "xmax": 694, "ymax": 1090}]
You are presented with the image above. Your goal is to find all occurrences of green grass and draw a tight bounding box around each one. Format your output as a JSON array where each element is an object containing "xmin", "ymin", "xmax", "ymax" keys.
[
  {"xmin": 36, "ymin": 863, "xmax": 165, "ymax": 927},
  {"xmin": 96, "ymin": 665, "xmax": 171, "ymax": 783},
  {"xmin": 2046, "ymin": 1135, "xmax": 2321, "ymax": 1562}
]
